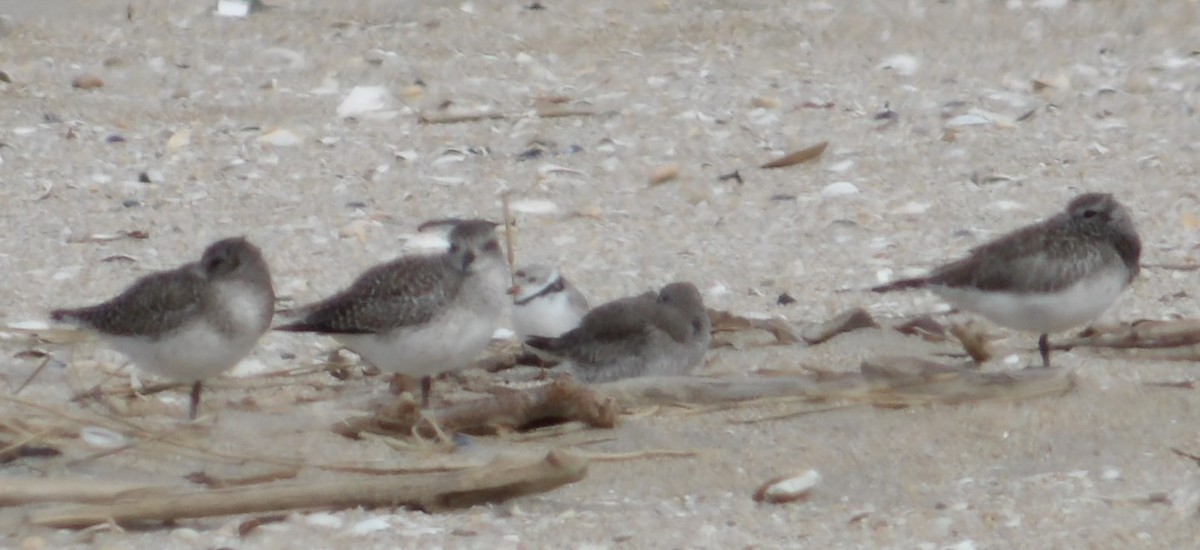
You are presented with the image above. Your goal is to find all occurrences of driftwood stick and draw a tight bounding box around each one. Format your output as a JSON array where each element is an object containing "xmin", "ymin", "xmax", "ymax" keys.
[
  {"xmin": 1057, "ymin": 320, "xmax": 1200, "ymax": 350},
  {"xmin": 707, "ymin": 309, "xmax": 799, "ymax": 347},
  {"xmin": 595, "ymin": 358, "xmax": 1073, "ymax": 409},
  {"xmin": 595, "ymin": 375, "xmax": 863, "ymax": 409},
  {"xmin": 28, "ymin": 449, "xmax": 588, "ymax": 529},
  {"xmin": 0, "ymin": 478, "xmax": 166, "ymax": 506},
  {"xmin": 334, "ymin": 376, "xmax": 619, "ymax": 439}
]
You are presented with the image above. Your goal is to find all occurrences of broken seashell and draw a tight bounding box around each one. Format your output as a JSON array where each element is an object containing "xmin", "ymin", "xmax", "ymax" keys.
[
  {"xmin": 649, "ymin": 162, "xmax": 680, "ymax": 185},
  {"xmin": 754, "ymin": 469, "xmax": 821, "ymax": 504}
]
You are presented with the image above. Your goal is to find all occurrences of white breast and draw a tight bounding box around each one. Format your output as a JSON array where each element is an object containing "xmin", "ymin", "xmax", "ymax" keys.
[
  {"xmin": 513, "ymin": 291, "xmax": 586, "ymax": 339},
  {"xmin": 337, "ymin": 263, "xmax": 508, "ymax": 377},
  {"xmin": 932, "ymin": 267, "xmax": 1129, "ymax": 334}
]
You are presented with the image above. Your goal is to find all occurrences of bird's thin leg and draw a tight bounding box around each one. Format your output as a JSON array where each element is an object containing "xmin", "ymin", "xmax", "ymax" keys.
[
  {"xmin": 189, "ymin": 381, "xmax": 203, "ymax": 420},
  {"xmin": 1038, "ymin": 334, "xmax": 1051, "ymax": 368},
  {"xmin": 420, "ymin": 375, "xmax": 432, "ymax": 409}
]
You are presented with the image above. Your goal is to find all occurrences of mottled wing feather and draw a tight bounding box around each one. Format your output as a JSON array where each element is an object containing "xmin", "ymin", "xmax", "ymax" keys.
[
  {"xmin": 929, "ymin": 219, "xmax": 1115, "ymax": 293},
  {"xmin": 280, "ymin": 256, "xmax": 459, "ymax": 334},
  {"xmin": 553, "ymin": 297, "xmax": 658, "ymax": 367},
  {"xmin": 51, "ymin": 266, "xmax": 206, "ymax": 337}
]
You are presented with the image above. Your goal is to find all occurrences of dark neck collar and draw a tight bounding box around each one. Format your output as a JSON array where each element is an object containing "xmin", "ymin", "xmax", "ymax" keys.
[{"xmin": 514, "ymin": 277, "xmax": 565, "ymax": 306}]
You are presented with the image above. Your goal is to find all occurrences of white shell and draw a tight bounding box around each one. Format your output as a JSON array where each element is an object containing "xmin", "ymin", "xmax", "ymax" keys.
[
  {"xmin": 821, "ymin": 182, "xmax": 859, "ymax": 197},
  {"xmin": 337, "ymin": 86, "xmax": 395, "ymax": 119},
  {"xmin": 755, "ymin": 469, "xmax": 822, "ymax": 503},
  {"xmin": 80, "ymin": 426, "xmax": 128, "ymax": 449},
  {"xmin": 510, "ymin": 198, "xmax": 559, "ymax": 214}
]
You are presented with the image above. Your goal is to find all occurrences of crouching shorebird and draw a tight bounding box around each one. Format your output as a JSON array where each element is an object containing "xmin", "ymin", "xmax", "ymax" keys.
[
  {"xmin": 872, "ymin": 192, "xmax": 1141, "ymax": 368},
  {"xmin": 527, "ymin": 281, "xmax": 712, "ymax": 383},
  {"xmin": 275, "ymin": 219, "xmax": 509, "ymax": 407},
  {"xmin": 509, "ymin": 263, "xmax": 589, "ymax": 339},
  {"xmin": 51, "ymin": 237, "xmax": 275, "ymax": 419}
]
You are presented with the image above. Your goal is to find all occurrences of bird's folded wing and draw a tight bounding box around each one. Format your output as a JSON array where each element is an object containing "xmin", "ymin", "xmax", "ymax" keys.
[
  {"xmin": 51, "ymin": 267, "xmax": 205, "ymax": 336},
  {"xmin": 277, "ymin": 257, "xmax": 457, "ymax": 333},
  {"xmin": 931, "ymin": 225, "xmax": 1105, "ymax": 293}
]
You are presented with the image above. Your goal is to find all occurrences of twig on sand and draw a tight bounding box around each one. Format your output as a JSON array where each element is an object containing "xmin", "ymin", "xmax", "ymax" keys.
[
  {"xmin": 26, "ymin": 449, "xmax": 588, "ymax": 529},
  {"xmin": 417, "ymin": 110, "xmax": 507, "ymax": 124}
]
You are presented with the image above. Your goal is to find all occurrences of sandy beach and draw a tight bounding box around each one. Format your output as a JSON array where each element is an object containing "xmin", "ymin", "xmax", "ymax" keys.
[{"xmin": 2, "ymin": 0, "xmax": 1200, "ymax": 547}]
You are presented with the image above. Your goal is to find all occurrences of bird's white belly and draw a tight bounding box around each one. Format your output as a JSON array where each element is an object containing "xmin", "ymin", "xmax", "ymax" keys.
[
  {"xmin": 933, "ymin": 267, "xmax": 1128, "ymax": 334},
  {"xmin": 513, "ymin": 292, "xmax": 585, "ymax": 339},
  {"xmin": 337, "ymin": 306, "xmax": 499, "ymax": 377},
  {"xmin": 107, "ymin": 321, "xmax": 259, "ymax": 382}
]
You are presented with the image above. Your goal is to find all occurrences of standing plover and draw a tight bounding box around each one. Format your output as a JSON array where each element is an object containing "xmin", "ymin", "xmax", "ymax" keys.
[
  {"xmin": 528, "ymin": 281, "xmax": 712, "ymax": 383},
  {"xmin": 509, "ymin": 264, "xmax": 589, "ymax": 339},
  {"xmin": 872, "ymin": 192, "xmax": 1141, "ymax": 367},
  {"xmin": 52, "ymin": 237, "xmax": 275, "ymax": 419},
  {"xmin": 276, "ymin": 219, "xmax": 509, "ymax": 407}
]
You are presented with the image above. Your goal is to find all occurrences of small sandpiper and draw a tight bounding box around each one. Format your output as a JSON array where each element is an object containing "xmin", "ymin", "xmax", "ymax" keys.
[
  {"xmin": 509, "ymin": 263, "xmax": 589, "ymax": 340},
  {"xmin": 872, "ymin": 192, "xmax": 1141, "ymax": 367},
  {"xmin": 275, "ymin": 219, "xmax": 509, "ymax": 407},
  {"xmin": 528, "ymin": 281, "xmax": 712, "ymax": 383},
  {"xmin": 51, "ymin": 237, "xmax": 275, "ymax": 419}
]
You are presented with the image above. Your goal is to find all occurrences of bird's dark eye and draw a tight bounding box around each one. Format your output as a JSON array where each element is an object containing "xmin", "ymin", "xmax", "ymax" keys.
[
  {"xmin": 449, "ymin": 244, "xmax": 461, "ymax": 253},
  {"xmin": 484, "ymin": 240, "xmax": 500, "ymax": 252},
  {"xmin": 515, "ymin": 270, "xmax": 526, "ymax": 278},
  {"xmin": 1083, "ymin": 209, "xmax": 1098, "ymax": 218}
]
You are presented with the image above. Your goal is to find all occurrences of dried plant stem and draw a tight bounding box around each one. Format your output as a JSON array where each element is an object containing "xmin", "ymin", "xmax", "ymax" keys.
[
  {"xmin": 502, "ymin": 191, "xmax": 517, "ymax": 279},
  {"xmin": 0, "ymin": 478, "xmax": 166, "ymax": 507}
]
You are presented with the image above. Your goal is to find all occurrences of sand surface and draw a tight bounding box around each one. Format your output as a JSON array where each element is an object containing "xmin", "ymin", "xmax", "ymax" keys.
[{"xmin": 2, "ymin": 0, "xmax": 1200, "ymax": 548}]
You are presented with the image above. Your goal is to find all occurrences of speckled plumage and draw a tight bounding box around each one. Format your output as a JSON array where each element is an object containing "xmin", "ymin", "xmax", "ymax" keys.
[
  {"xmin": 276, "ymin": 219, "xmax": 509, "ymax": 406},
  {"xmin": 530, "ymin": 282, "xmax": 711, "ymax": 383},
  {"xmin": 51, "ymin": 237, "xmax": 276, "ymax": 419},
  {"xmin": 873, "ymin": 193, "xmax": 1141, "ymax": 367}
]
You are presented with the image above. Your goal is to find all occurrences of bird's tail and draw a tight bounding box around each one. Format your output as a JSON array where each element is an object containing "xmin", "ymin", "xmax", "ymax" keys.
[
  {"xmin": 869, "ymin": 277, "xmax": 928, "ymax": 293},
  {"xmin": 523, "ymin": 335, "xmax": 559, "ymax": 352},
  {"xmin": 272, "ymin": 321, "xmax": 321, "ymax": 333},
  {"xmin": 50, "ymin": 308, "xmax": 82, "ymax": 323}
]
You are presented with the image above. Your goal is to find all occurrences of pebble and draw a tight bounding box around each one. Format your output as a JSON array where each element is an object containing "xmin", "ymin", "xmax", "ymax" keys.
[
  {"xmin": 751, "ymin": 95, "xmax": 781, "ymax": 109},
  {"xmin": 71, "ymin": 74, "xmax": 104, "ymax": 89},
  {"xmin": 259, "ymin": 47, "xmax": 306, "ymax": 70},
  {"xmin": 649, "ymin": 162, "xmax": 680, "ymax": 185}
]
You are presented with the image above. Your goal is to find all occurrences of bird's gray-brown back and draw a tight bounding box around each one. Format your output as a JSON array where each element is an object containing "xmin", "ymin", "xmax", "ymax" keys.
[
  {"xmin": 51, "ymin": 237, "xmax": 273, "ymax": 339},
  {"xmin": 925, "ymin": 193, "xmax": 1140, "ymax": 294},
  {"xmin": 277, "ymin": 218, "xmax": 507, "ymax": 334}
]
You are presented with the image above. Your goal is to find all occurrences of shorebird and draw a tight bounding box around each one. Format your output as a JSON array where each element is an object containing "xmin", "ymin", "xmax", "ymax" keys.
[
  {"xmin": 509, "ymin": 263, "xmax": 589, "ymax": 339},
  {"xmin": 872, "ymin": 192, "xmax": 1141, "ymax": 367},
  {"xmin": 51, "ymin": 237, "xmax": 275, "ymax": 419},
  {"xmin": 275, "ymin": 219, "xmax": 509, "ymax": 407},
  {"xmin": 528, "ymin": 281, "xmax": 712, "ymax": 383}
]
